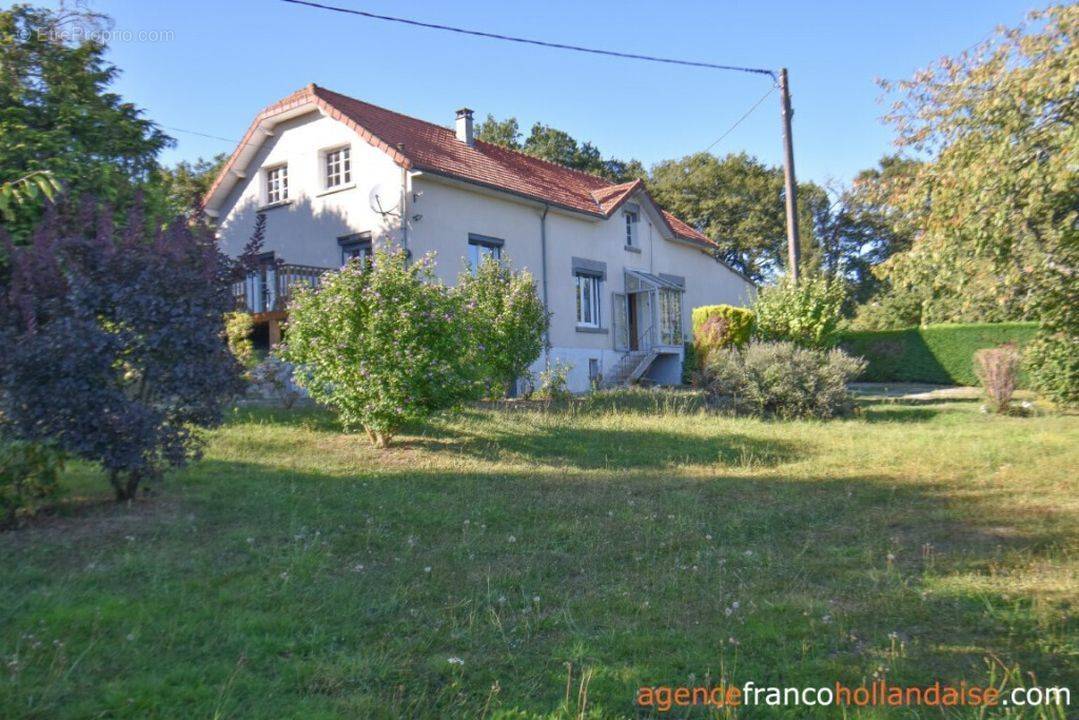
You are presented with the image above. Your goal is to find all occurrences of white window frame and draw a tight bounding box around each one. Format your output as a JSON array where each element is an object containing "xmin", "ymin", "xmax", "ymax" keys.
[
  {"xmin": 575, "ymin": 273, "xmax": 601, "ymax": 328},
  {"xmin": 324, "ymin": 146, "xmax": 352, "ymax": 189},
  {"xmin": 624, "ymin": 209, "xmax": 639, "ymax": 247},
  {"xmin": 265, "ymin": 164, "xmax": 288, "ymax": 204}
]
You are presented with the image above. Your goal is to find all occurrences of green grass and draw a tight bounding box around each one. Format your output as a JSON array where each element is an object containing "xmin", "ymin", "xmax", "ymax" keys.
[{"xmin": 1, "ymin": 392, "xmax": 1076, "ymax": 718}]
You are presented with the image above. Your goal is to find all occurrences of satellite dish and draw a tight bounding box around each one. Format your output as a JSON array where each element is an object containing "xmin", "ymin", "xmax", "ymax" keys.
[{"xmin": 368, "ymin": 184, "xmax": 400, "ymax": 217}]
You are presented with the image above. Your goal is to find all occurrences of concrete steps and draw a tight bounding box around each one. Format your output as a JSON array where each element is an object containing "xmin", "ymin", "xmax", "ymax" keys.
[{"xmin": 603, "ymin": 350, "xmax": 660, "ymax": 387}]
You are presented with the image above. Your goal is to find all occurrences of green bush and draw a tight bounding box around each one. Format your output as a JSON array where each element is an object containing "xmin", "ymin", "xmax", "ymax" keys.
[
  {"xmin": 703, "ymin": 341, "xmax": 866, "ymax": 419},
  {"xmin": 282, "ymin": 249, "xmax": 546, "ymax": 446},
  {"xmin": 839, "ymin": 322, "xmax": 1039, "ymax": 386},
  {"xmin": 454, "ymin": 256, "xmax": 547, "ymax": 398},
  {"xmin": 691, "ymin": 305, "xmax": 754, "ymax": 347},
  {"xmin": 681, "ymin": 341, "xmax": 698, "ymax": 385},
  {"xmin": 690, "ymin": 304, "xmax": 753, "ymax": 374},
  {"xmin": 1, "ymin": 440, "xmax": 63, "ymax": 529},
  {"xmin": 534, "ymin": 361, "xmax": 572, "ymax": 401},
  {"xmin": 1024, "ymin": 331, "xmax": 1078, "ymax": 407},
  {"xmin": 282, "ymin": 249, "xmax": 477, "ymax": 447},
  {"xmin": 224, "ymin": 311, "xmax": 256, "ymax": 369},
  {"xmin": 753, "ymin": 275, "xmax": 846, "ymax": 348}
]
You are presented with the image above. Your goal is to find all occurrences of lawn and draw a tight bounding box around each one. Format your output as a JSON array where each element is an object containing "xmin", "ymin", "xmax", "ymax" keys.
[{"xmin": 1, "ymin": 391, "xmax": 1076, "ymax": 718}]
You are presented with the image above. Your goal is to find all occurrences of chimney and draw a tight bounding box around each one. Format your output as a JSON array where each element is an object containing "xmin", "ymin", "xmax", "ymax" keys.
[{"xmin": 455, "ymin": 108, "xmax": 474, "ymax": 146}]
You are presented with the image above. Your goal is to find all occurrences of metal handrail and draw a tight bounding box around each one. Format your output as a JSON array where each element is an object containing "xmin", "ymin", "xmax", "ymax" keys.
[
  {"xmin": 233, "ymin": 262, "xmax": 334, "ymax": 313},
  {"xmin": 639, "ymin": 319, "xmax": 656, "ymax": 350}
]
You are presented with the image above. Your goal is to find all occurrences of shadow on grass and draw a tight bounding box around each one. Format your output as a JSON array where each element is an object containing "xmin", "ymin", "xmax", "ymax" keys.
[
  {"xmin": 227, "ymin": 403, "xmax": 802, "ymax": 471},
  {"xmin": 858, "ymin": 406, "xmax": 944, "ymax": 423},
  {"xmin": 410, "ymin": 423, "xmax": 801, "ymax": 470},
  {"xmin": 4, "ymin": 452, "xmax": 1072, "ymax": 719}
]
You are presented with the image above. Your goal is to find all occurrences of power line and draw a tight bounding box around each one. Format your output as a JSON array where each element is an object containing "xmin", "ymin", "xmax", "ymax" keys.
[
  {"xmin": 164, "ymin": 126, "xmax": 241, "ymax": 145},
  {"xmin": 278, "ymin": 0, "xmax": 776, "ymax": 79},
  {"xmin": 699, "ymin": 85, "xmax": 777, "ymax": 155}
]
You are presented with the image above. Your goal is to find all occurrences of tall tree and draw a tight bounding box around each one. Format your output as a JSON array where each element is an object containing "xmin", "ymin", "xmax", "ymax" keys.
[
  {"xmin": 474, "ymin": 114, "xmax": 645, "ymax": 182},
  {"xmin": 871, "ymin": 4, "xmax": 1076, "ymax": 403},
  {"xmin": 475, "ymin": 114, "xmax": 522, "ymax": 148},
  {"xmin": 155, "ymin": 153, "xmax": 228, "ymax": 218},
  {"xmin": 649, "ymin": 152, "xmax": 792, "ymax": 281},
  {"xmin": 0, "ymin": 4, "xmax": 172, "ymax": 236}
]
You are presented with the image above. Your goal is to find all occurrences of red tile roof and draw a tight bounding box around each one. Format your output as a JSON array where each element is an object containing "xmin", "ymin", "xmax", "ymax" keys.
[{"xmin": 204, "ymin": 84, "xmax": 717, "ymax": 248}]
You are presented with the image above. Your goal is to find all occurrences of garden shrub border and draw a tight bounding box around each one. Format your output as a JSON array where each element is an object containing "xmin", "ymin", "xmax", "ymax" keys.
[{"xmin": 838, "ymin": 322, "xmax": 1038, "ymax": 386}]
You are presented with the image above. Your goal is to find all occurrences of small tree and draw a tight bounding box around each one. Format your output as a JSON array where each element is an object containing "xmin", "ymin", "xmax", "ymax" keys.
[
  {"xmin": 282, "ymin": 249, "xmax": 475, "ymax": 447},
  {"xmin": 454, "ymin": 256, "xmax": 546, "ymax": 397},
  {"xmin": 753, "ymin": 274, "xmax": 846, "ymax": 349},
  {"xmin": 0, "ymin": 201, "xmax": 244, "ymax": 501},
  {"xmin": 975, "ymin": 345, "xmax": 1022, "ymax": 414}
]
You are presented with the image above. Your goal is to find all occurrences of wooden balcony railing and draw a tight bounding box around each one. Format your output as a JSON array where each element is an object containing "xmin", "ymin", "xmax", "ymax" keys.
[{"xmin": 232, "ymin": 263, "xmax": 333, "ymax": 314}]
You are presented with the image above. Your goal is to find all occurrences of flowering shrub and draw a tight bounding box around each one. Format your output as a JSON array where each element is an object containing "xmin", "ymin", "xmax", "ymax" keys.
[
  {"xmin": 282, "ymin": 249, "xmax": 476, "ymax": 447},
  {"xmin": 704, "ymin": 341, "xmax": 865, "ymax": 419},
  {"xmin": 753, "ymin": 274, "xmax": 846, "ymax": 349},
  {"xmin": 453, "ymin": 256, "xmax": 546, "ymax": 398}
]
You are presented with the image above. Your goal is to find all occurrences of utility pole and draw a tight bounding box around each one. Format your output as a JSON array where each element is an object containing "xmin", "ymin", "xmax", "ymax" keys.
[{"xmin": 778, "ymin": 67, "xmax": 800, "ymax": 283}]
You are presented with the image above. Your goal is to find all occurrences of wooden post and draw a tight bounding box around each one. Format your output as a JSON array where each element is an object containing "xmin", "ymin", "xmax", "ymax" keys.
[
  {"xmin": 779, "ymin": 67, "xmax": 801, "ymax": 283},
  {"xmin": 268, "ymin": 318, "xmax": 282, "ymax": 348}
]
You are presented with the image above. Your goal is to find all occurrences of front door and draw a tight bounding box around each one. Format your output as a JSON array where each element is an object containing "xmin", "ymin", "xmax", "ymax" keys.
[{"xmin": 627, "ymin": 295, "xmax": 639, "ymax": 351}]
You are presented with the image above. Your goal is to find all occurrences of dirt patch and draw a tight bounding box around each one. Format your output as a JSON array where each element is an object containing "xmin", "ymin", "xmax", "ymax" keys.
[{"xmin": 0, "ymin": 492, "xmax": 183, "ymax": 548}]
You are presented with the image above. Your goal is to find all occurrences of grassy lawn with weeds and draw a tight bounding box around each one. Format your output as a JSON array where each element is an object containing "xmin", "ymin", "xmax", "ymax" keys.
[{"xmin": 1, "ymin": 391, "xmax": 1076, "ymax": 718}]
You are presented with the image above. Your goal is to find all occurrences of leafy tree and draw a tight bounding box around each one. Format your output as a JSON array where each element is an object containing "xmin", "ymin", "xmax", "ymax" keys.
[
  {"xmin": 454, "ymin": 256, "xmax": 547, "ymax": 397},
  {"xmin": 753, "ymin": 274, "xmax": 847, "ymax": 349},
  {"xmin": 0, "ymin": 200, "xmax": 244, "ymax": 500},
  {"xmin": 0, "ymin": 4, "xmax": 172, "ymax": 236},
  {"xmin": 282, "ymin": 250, "xmax": 476, "ymax": 447},
  {"xmin": 475, "ymin": 114, "xmax": 522, "ymax": 148},
  {"xmin": 650, "ymin": 152, "xmax": 792, "ymax": 281},
  {"xmin": 474, "ymin": 114, "xmax": 645, "ymax": 182},
  {"xmin": 873, "ymin": 4, "xmax": 1076, "ymax": 403},
  {"xmin": 155, "ymin": 154, "xmax": 228, "ymax": 219},
  {"xmin": 824, "ymin": 157, "xmax": 919, "ymax": 311},
  {"xmin": 0, "ymin": 171, "xmax": 61, "ymax": 222}
]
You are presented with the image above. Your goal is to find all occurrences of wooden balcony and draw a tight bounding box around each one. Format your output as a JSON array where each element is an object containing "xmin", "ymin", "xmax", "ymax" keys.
[{"xmin": 232, "ymin": 263, "xmax": 332, "ymax": 315}]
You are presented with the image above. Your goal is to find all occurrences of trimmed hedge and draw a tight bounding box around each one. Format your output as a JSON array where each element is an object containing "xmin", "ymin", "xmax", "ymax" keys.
[
  {"xmin": 691, "ymin": 305, "xmax": 754, "ymax": 346},
  {"xmin": 839, "ymin": 322, "xmax": 1038, "ymax": 386}
]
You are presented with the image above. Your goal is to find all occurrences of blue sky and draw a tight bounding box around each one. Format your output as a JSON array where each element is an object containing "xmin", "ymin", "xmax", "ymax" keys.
[{"xmin": 30, "ymin": 0, "xmax": 1040, "ymax": 184}]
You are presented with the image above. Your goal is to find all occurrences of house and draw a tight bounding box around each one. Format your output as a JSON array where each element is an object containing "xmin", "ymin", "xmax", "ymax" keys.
[{"xmin": 203, "ymin": 84, "xmax": 755, "ymax": 392}]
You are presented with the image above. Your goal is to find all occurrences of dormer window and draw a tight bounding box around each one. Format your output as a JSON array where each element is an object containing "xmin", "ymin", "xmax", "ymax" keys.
[
  {"xmin": 324, "ymin": 146, "xmax": 351, "ymax": 189},
  {"xmin": 266, "ymin": 164, "xmax": 288, "ymax": 204},
  {"xmin": 624, "ymin": 209, "xmax": 639, "ymax": 247}
]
